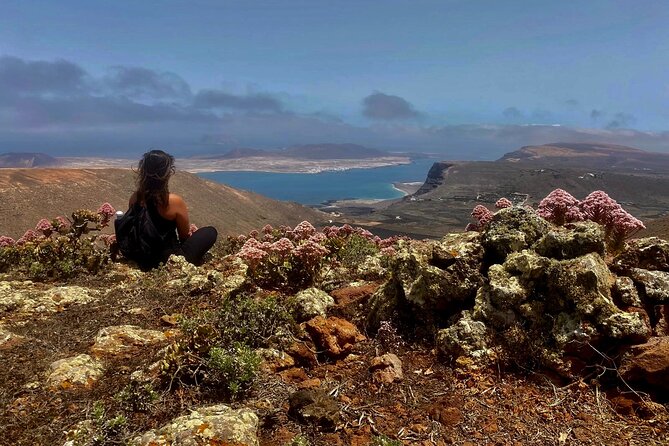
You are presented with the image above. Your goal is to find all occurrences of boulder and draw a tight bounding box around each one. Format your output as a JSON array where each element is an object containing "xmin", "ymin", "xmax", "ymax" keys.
[
  {"xmin": 620, "ymin": 336, "xmax": 669, "ymax": 392},
  {"xmin": 391, "ymin": 235, "xmax": 483, "ymax": 312},
  {"xmin": 0, "ymin": 282, "xmax": 98, "ymax": 315},
  {"xmin": 366, "ymin": 280, "xmax": 403, "ymax": 332},
  {"xmin": 600, "ymin": 311, "xmax": 652, "ymax": 343},
  {"xmin": 545, "ymin": 253, "xmax": 617, "ymax": 321},
  {"xmin": 629, "ymin": 268, "xmax": 669, "ymax": 303},
  {"xmin": 533, "ymin": 221, "xmax": 605, "ymax": 260},
  {"xmin": 91, "ymin": 325, "xmax": 168, "ymax": 357},
  {"xmin": 612, "ymin": 276, "xmax": 642, "ymax": 307},
  {"xmin": 369, "ymin": 353, "xmax": 403, "ymax": 384},
  {"xmin": 503, "ymin": 250, "xmax": 552, "ymax": 281},
  {"xmin": 482, "ymin": 207, "xmax": 551, "ymax": 261},
  {"xmin": 47, "ymin": 354, "xmax": 104, "ymax": 390},
  {"xmin": 288, "ymin": 389, "xmax": 340, "ymax": 430},
  {"xmin": 613, "ymin": 237, "xmax": 669, "ymax": 272},
  {"xmin": 131, "ymin": 404, "xmax": 259, "ymax": 446},
  {"xmin": 304, "ymin": 316, "xmax": 365, "ymax": 358},
  {"xmin": 436, "ymin": 314, "xmax": 493, "ymax": 362},
  {"xmin": 289, "ymin": 288, "xmax": 334, "ymax": 322}
]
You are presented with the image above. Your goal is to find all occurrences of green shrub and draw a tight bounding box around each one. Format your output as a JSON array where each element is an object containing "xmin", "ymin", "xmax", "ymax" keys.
[
  {"xmin": 115, "ymin": 382, "xmax": 159, "ymax": 413},
  {"xmin": 207, "ymin": 343, "xmax": 261, "ymax": 396},
  {"xmin": 371, "ymin": 435, "xmax": 402, "ymax": 446},
  {"xmin": 332, "ymin": 233, "xmax": 379, "ymax": 269},
  {"xmin": 66, "ymin": 401, "xmax": 129, "ymax": 446}
]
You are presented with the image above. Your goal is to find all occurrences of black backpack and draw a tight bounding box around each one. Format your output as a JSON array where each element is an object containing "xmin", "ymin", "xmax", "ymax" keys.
[{"xmin": 114, "ymin": 203, "xmax": 171, "ymax": 270}]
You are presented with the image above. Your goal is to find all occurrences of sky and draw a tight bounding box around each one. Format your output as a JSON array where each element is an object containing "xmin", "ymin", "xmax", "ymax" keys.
[{"xmin": 1, "ymin": 0, "xmax": 668, "ymax": 158}]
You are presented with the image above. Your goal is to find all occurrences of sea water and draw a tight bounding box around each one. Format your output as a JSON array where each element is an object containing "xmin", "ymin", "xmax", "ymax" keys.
[{"xmin": 198, "ymin": 158, "xmax": 436, "ymax": 205}]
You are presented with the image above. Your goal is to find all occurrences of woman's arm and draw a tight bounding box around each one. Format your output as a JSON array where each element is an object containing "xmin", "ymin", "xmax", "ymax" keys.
[{"xmin": 168, "ymin": 194, "xmax": 191, "ymax": 241}]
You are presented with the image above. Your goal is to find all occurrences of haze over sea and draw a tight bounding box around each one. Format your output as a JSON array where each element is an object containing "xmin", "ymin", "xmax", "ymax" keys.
[{"xmin": 198, "ymin": 158, "xmax": 436, "ymax": 205}]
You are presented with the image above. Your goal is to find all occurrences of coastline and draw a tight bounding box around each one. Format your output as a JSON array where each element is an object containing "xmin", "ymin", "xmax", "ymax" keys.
[{"xmin": 54, "ymin": 155, "xmax": 413, "ymax": 174}]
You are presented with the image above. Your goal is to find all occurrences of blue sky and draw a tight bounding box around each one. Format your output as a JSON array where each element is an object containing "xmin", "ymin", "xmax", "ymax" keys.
[{"xmin": 1, "ymin": 0, "xmax": 668, "ymax": 157}]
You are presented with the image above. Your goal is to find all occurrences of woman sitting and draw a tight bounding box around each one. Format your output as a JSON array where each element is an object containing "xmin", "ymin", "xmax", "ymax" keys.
[{"xmin": 120, "ymin": 149, "xmax": 217, "ymax": 269}]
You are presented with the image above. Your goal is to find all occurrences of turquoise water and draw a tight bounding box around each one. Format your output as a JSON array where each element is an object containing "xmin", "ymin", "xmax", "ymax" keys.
[{"xmin": 198, "ymin": 158, "xmax": 436, "ymax": 205}]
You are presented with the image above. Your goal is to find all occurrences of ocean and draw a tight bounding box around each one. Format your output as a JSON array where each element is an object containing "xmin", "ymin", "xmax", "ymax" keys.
[{"xmin": 198, "ymin": 158, "xmax": 436, "ymax": 205}]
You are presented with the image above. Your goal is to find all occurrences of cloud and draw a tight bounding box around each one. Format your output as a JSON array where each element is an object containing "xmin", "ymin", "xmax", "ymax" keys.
[
  {"xmin": 0, "ymin": 56, "xmax": 87, "ymax": 94},
  {"xmin": 362, "ymin": 92, "xmax": 420, "ymax": 120},
  {"xmin": 606, "ymin": 112, "xmax": 636, "ymax": 129},
  {"xmin": 590, "ymin": 109, "xmax": 605, "ymax": 120},
  {"xmin": 104, "ymin": 66, "xmax": 192, "ymax": 100},
  {"xmin": 502, "ymin": 106, "xmax": 523, "ymax": 120},
  {"xmin": 193, "ymin": 90, "xmax": 283, "ymax": 112}
]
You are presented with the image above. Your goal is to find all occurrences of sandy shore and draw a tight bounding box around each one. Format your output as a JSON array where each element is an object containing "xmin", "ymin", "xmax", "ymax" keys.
[{"xmin": 56, "ymin": 155, "xmax": 412, "ymax": 174}]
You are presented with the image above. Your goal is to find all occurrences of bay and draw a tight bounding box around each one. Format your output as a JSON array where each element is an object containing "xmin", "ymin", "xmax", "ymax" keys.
[{"xmin": 198, "ymin": 158, "xmax": 436, "ymax": 205}]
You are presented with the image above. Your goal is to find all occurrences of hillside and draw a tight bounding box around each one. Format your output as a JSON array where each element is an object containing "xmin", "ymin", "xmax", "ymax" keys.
[
  {"xmin": 499, "ymin": 142, "xmax": 669, "ymax": 171},
  {"xmin": 362, "ymin": 143, "xmax": 669, "ymax": 238},
  {"xmin": 0, "ymin": 152, "xmax": 61, "ymax": 168},
  {"xmin": 0, "ymin": 168, "xmax": 326, "ymax": 239},
  {"xmin": 196, "ymin": 143, "xmax": 389, "ymax": 161},
  {"xmin": 1, "ymin": 208, "xmax": 667, "ymax": 445}
]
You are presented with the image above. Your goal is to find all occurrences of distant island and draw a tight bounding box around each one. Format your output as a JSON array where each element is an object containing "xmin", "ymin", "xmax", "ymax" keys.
[{"xmin": 0, "ymin": 143, "xmax": 415, "ymax": 174}]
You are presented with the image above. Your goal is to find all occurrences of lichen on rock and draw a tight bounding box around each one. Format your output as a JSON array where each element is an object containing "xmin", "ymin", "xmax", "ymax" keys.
[
  {"xmin": 48, "ymin": 354, "xmax": 104, "ymax": 390},
  {"xmin": 288, "ymin": 287, "xmax": 334, "ymax": 322},
  {"xmin": 131, "ymin": 404, "xmax": 259, "ymax": 446}
]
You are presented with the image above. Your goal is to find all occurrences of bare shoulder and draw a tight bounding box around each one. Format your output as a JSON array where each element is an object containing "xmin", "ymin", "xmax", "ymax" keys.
[{"xmin": 169, "ymin": 193, "xmax": 187, "ymax": 206}]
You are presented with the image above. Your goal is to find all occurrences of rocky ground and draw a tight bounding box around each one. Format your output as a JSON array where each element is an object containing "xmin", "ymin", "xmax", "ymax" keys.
[{"xmin": 1, "ymin": 209, "xmax": 669, "ymax": 445}]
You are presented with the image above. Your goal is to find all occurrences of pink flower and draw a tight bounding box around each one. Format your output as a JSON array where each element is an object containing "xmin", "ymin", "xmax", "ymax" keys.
[
  {"xmin": 249, "ymin": 229, "xmax": 259, "ymax": 239},
  {"xmin": 537, "ymin": 189, "xmax": 582, "ymax": 225},
  {"xmin": 262, "ymin": 224, "xmax": 273, "ymax": 234},
  {"xmin": 579, "ymin": 190, "xmax": 620, "ymax": 225},
  {"xmin": 380, "ymin": 246, "xmax": 397, "ymax": 257},
  {"xmin": 471, "ymin": 205, "xmax": 493, "ymax": 227},
  {"xmin": 99, "ymin": 234, "xmax": 117, "ymax": 247},
  {"xmin": 188, "ymin": 224, "xmax": 198, "ymax": 236},
  {"xmin": 293, "ymin": 221, "xmax": 317, "ymax": 240},
  {"xmin": 237, "ymin": 234, "xmax": 247, "ymax": 242},
  {"xmin": 495, "ymin": 198, "xmax": 512, "ymax": 209},
  {"xmin": 16, "ymin": 229, "xmax": 41, "ymax": 245},
  {"xmin": 269, "ymin": 237, "xmax": 294, "ymax": 257},
  {"xmin": 97, "ymin": 202, "xmax": 116, "ymax": 226},
  {"xmin": 238, "ymin": 246, "xmax": 268, "ymax": 270},
  {"xmin": 309, "ymin": 233, "xmax": 327, "ymax": 244},
  {"xmin": 35, "ymin": 218, "xmax": 54, "ymax": 236},
  {"xmin": 339, "ymin": 224, "xmax": 354, "ymax": 236},
  {"xmin": 0, "ymin": 236, "xmax": 15, "ymax": 247},
  {"xmin": 54, "ymin": 215, "xmax": 70, "ymax": 231},
  {"xmin": 293, "ymin": 239, "xmax": 329, "ymax": 264}
]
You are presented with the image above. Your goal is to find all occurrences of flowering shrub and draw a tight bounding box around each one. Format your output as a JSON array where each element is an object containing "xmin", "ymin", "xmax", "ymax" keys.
[
  {"xmin": 495, "ymin": 197, "xmax": 513, "ymax": 209},
  {"xmin": 0, "ymin": 203, "xmax": 114, "ymax": 280},
  {"xmin": 97, "ymin": 202, "xmax": 116, "ymax": 227},
  {"xmin": 0, "ymin": 236, "xmax": 15, "ymax": 247},
  {"xmin": 537, "ymin": 189, "xmax": 584, "ymax": 225},
  {"xmin": 468, "ymin": 205, "xmax": 494, "ymax": 231},
  {"xmin": 233, "ymin": 221, "xmax": 405, "ymax": 289},
  {"xmin": 466, "ymin": 189, "xmax": 644, "ymax": 251}
]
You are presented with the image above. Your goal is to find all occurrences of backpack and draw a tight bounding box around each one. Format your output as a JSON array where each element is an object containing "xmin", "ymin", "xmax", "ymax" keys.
[{"xmin": 114, "ymin": 203, "xmax": 171, "ymax": 270}]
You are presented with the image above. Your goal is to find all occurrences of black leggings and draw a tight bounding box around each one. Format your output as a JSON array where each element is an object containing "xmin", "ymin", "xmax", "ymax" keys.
[{"xmin": 179, "ymin": 226, "xmax": 217, "ymax": 265}]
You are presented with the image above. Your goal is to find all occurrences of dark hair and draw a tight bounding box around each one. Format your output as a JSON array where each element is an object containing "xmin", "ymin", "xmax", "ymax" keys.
[{"xmin": 135, "ymin": 149, "xmax": 175, "ymax": 208}]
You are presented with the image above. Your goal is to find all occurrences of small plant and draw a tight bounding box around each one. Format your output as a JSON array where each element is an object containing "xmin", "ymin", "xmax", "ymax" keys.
[
  {"xmin": 66, "ymin": 401, "xmax": 129, "ymax": 446},
  {"xmin": 371, "ymin": 435, "xmax": 402, "ymax": 446},
  {"xmin": 115, "ymin": 381, "xmax": 159, "ymax": 413},
  {"xmin": 207, "ymin": 342, "xmax": 261, "ymax": 396},
  {"xmin": 283, "ymin": 434, "xmax": 310, "ymax": 446}
]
